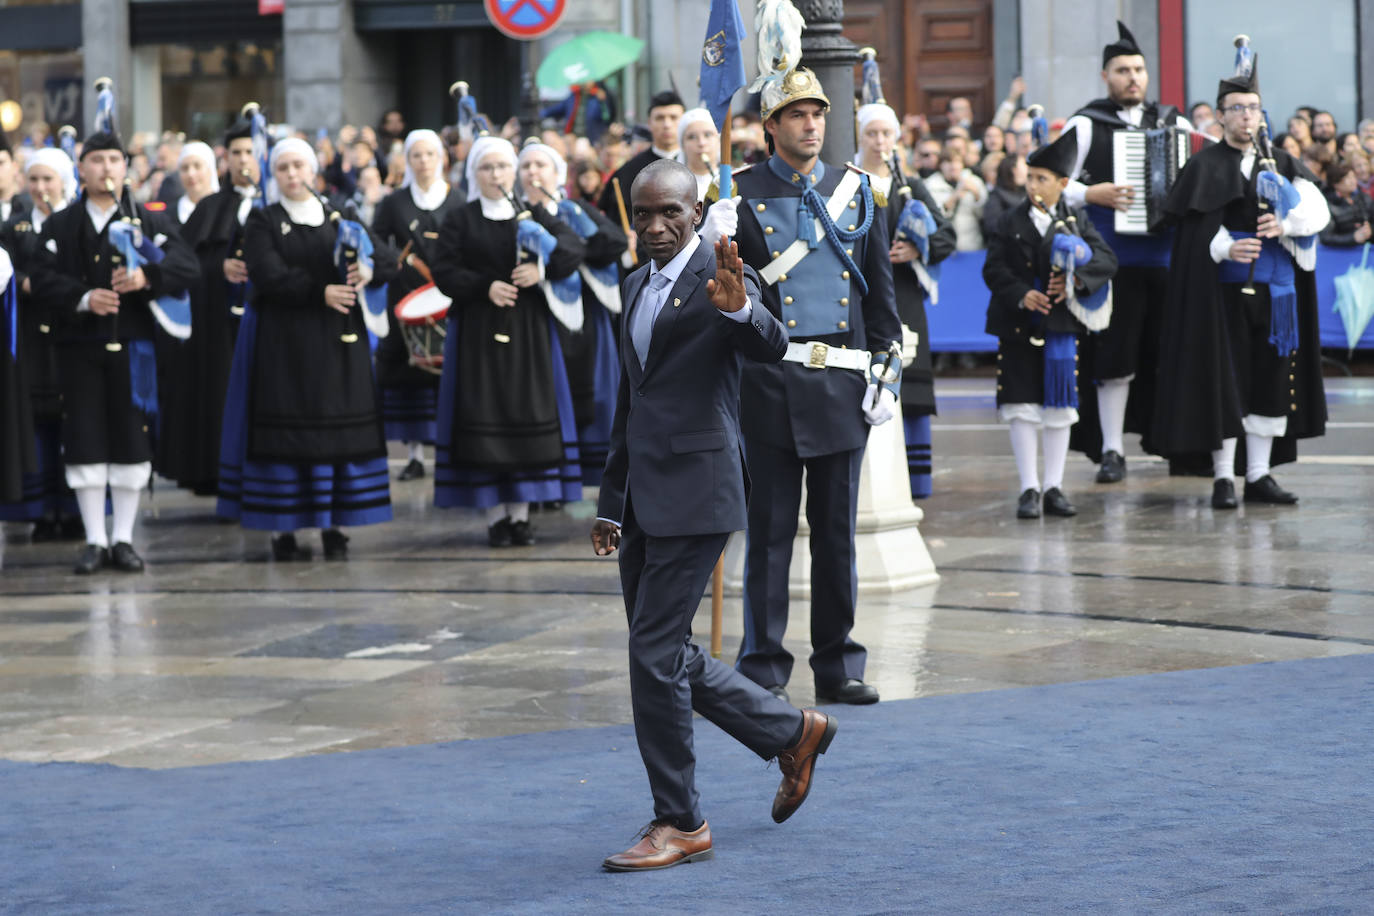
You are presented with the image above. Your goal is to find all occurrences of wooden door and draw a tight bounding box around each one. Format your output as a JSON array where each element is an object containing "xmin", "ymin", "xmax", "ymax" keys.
[{"xmin": 844, "ymin": 0, "xmax": 995, "ymax": 133}]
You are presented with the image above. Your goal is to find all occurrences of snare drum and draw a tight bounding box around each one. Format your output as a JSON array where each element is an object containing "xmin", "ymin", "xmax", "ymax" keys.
[{"xmin": 394, "ymin": 283, "xmax": 452, "ymax": 374}]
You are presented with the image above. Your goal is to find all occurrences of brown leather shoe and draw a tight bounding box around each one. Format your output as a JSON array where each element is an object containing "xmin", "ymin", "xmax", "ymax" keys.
[
  {"xmin": 602, "ymin": 820, "xmax": 713, "ymax": 872},
  {"xmin": 772, "ymin": 708, "xmax": 838, "ymax": 823}
]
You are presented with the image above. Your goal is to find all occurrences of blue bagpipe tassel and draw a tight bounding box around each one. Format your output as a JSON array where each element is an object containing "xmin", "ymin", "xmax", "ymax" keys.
[
  {"xmin": 1042, "ymin": 332, "xmax": 1079, "ymax": 409},
  {"xmin": 128, "ymin": 339, "xmax": 159, "ymax": 419}
]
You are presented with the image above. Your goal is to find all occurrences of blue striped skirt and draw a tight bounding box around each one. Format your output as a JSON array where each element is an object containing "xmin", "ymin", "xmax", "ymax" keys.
[
  {"xmin": 904, "ymin": 413, "xmax": 933, "ymax": 500},
  {"xmin": 381, "ymin": 384, "xmax": 438, "ymax": 444}
]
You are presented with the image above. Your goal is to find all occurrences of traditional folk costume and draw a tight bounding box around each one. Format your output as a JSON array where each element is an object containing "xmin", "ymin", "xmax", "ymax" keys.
[
  {"xmin": 717, "ymin": 67, "xmax": 902, "ymax": 705},
  {"xmin": 371, "ymin": 129, "xmax": 466, "ymax": 479},
  {"xmin": 216, "ymin": 138, "xmax": 397, "ymax": 559},
  {"xmin": 30, "ymin": 126, "xmax": 199, "ymax": 573},
  {"xmin": 982, "ymin": 129, "xmax": 1117, "ymax": 519},
  {"xmin": 676, "ymin": 108, "xmax": 719, "ymax": 203},
  {"xmin": 1151, "ymin": 53, "xmax": 1328, "ymax": 509},
  {"xmin": 853, "ymin": 99, "xmax": 957, "ymax": 499},
  {"xmin": 431, "ymin": 137, "xmax": 585, "ymax": 546},
  {"xmin": 153, "ymin": 141, "xmax": 241, "ymax": 495},
  {"xmin": 0, "ymin": 148, "xmax": 82, "ymax": 538},
  {"xmin": 1062, "ymin": 21, "xmax": 1193, "ymax": 481},
  {"xmin": 516, "ymin": 142, "xmax": 627, "ymax": 487},
  {"xmin": 0, "ymin": 243, "xmax": 36, "ymax": 507}
]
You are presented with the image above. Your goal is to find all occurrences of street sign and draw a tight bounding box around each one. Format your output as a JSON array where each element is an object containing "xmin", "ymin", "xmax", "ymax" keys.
[{"xmin": 484, "ymin": 0, "xmax": 565, "ymax": 40}]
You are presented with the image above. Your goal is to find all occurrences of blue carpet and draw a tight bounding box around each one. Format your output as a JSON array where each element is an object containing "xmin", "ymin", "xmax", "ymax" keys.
[{"xmin": 4, "ymin": 655, "xmax": 1373, "ymax": 915}]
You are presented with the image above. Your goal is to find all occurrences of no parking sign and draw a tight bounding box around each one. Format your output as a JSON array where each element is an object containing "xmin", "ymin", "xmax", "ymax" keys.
[{"xmin": 484, "ymin": 0, "xmax": 566, "ymax": 40}]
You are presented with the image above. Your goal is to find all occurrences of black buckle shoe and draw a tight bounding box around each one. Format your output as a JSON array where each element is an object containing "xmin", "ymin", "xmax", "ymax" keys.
[
  {"xmin": 1243, "ymin": 475, "xmax": 1298, "ymax": 505},
  {"xmin": 74, "ymin": 544, "xmax": 109, "ymax": 575},
  {"xmin": 321, "ymin": 528, "xmax": 350, "ymax": 560},
  {"xmin": 109, "ymin": 542, "xmax": 145, "ymax": 573},
  {"xmin": 488, "ymin": 517, "xmax": 513, "ymax": 548},
  {"xmin": 397, "ymin": 458, "xmax": 425, "ymax": 481},
  {"xmin": 510, "ymin": 519, "xmax": 535, "ymax": 546},
  {"xmin": 1095, "ymin": 450, "xmax": 1126, "ymax": 484},
  {"xmin": 1211, "ymin": 479, "xmax": 1238, "ymax": 509},
  {"xmin": 1042, "ymin": 487, "xmax": 1077, "ymax": 517},
  {"xmin": 271, "ymin": 532, "xmax": 313, "ymax": 562},
  {"xmin": 815, "ymin": 678, "xmax": 879, "ymax": 705},
  {"xmin": 1017, "ymin": 488, "xmax": 1042, "ymax": 519}
]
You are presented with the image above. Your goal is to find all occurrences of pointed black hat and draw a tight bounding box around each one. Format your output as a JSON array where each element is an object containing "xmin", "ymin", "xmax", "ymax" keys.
[
  {"xmin": 1026, "ymin": 127, "xmax": 1078, "ymax": 179},
  {"xmin": 1102, "ymin": 20, "xmax": 1144, "ymax": 68}
]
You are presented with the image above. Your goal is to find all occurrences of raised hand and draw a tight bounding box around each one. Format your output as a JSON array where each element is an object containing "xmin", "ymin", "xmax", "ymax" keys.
[{"xmin": 705, "ymin": 236, "xmax": 747, "ymax": 313}]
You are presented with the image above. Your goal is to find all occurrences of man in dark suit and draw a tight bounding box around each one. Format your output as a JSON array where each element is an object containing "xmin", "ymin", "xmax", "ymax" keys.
[{"xmin": 591, "ymin": 160, "xmax": 837, "ymax": 873}]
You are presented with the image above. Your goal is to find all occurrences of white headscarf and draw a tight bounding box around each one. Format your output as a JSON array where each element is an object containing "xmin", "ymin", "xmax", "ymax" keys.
[
  {"xmin": 23, "ymin": 147, "xmax": 77, "ymax": 205},
  {"xmin": 854, "ymin": 103, "xmax": 901, "ymax": 166},
  {"xmin": 465, "ymin": 136, "xmax": 516, "ymax": 201},
  {"xmin": 516, "ymin": 143, "xmax": 567, "ymax": 201},
  {"xmin": 177, "ymin": 141, "xmax": 221, "ymax": 195},
  {"xmin": 675, "ymin": 108, "xmax": 718, "ymax": 168},
  {"xmin": 401, "ymin": 129, "xmax": 446, "ymax": 190},
  {"xmin": 267, "ymin": 137, "xmax": 318, "ymax": 204}
]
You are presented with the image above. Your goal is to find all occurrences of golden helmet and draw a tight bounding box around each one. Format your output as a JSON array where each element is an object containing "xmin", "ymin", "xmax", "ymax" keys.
[{"xmin": 760, "ymin": 67, "xmax": 831, "ymax": 122}]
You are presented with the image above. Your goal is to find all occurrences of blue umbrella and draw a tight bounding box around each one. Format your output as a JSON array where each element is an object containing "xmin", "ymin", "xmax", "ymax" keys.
[{"xmin": 1333, "ymin": 242, "xmax": 1374, "ymax": 355}]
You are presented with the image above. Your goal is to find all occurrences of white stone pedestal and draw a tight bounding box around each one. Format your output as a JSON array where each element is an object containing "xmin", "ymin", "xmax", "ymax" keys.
[{"xmin": 724, "ymin": 403, "xmax": 940, "ymax": 599}]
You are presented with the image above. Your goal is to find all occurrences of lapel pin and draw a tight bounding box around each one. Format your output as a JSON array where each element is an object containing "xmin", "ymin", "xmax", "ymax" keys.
[
  {"xmin": 281, "ymin": 222, "xmax": 291, "ymax": 235},
  {"xmin": 673, "ymin": 298, "xmax": 681, "ymax": 308}
]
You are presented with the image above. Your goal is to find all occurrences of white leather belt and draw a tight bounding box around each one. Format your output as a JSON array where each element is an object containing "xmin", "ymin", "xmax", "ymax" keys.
[{"xmin": 782, "ymin": 341, "xmax": 872, "ymax": 372}]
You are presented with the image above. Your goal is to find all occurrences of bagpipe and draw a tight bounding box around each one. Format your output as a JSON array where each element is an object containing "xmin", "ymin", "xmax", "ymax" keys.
[
  {"xmin": 226, "ymin": 101, "xmax": 271, "ymax": 319},
  {"xmin": 325, "ymin": 196, "xmax": 390, "ymax": 345}
]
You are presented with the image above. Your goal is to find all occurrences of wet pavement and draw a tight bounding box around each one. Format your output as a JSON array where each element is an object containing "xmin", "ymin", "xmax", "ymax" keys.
[{"xmin": 2, "ymin": 377, "xmax": 1371, "ymax": 769}]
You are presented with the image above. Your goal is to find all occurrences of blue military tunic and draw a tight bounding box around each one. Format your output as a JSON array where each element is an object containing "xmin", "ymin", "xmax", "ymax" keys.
[{"xmin": 732, "ymin": 155, "xmax": 903, "ymax": 458}]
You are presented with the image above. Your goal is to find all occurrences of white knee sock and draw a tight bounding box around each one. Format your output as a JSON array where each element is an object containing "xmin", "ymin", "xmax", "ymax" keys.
[
  {"xmin": 1042, "ymin": 425, "xmax": 1071, "ymax": 491},
  {"xmin": 484, "ymin": 504, "xmax": 508, "ymax": 526},
  {"xmin": 1245, "ymin": 433, "xmax": 1273, "ymax": 483},
  {"xmin": 75, "ymin": 487, "xmax": 109, "ymax": 547},
  {"xmin": 1009, "ymin": 419, "xmax": 1040, "ymax": 492},
  {"xmin": 1212, "ymin": 437, "xmax": 1237, "ymax": 480},
  {"xmin": 508, "ymin": 501, "xmax": 530, "ymax": 523},
  {"xmin": 1096, "ymin": 378, "xmax": 1131, "ymax": 455},
  {"xmin": 110, "ymin": 487, "xmax": 141, "ymax": 545},
  {"xmin": 406, "ymin": 441, "xmax": 425, "ymax": 462}
]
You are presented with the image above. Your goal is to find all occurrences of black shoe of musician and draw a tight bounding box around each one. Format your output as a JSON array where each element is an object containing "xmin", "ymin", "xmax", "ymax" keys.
[
  {"xmin": 271, "ymin": 532, "xmax": 313, "ymax": 562},
  {"xmin": 488, "ymin": 517, "xmax": 513, "ymax": 548},
  {"xmin": 397, "ymin": 458, "xmax": 425, "ymax": 481},
  {"xmin": 1095, "ymin": 450, "xmax": 1126, "ymax": 484},
  {"xmin": 1243, "ymin": 475, "xmax": 1298, "ymax": 505},
  {"xmin": 322, "ymin": 528, "xmax": 350, "ymax": 560},
  {"xmin": 510, "ymin": 520, "xmax": 535, "ymax": 546},
  {"xmin": 74, "ymin": 544, "xmax": 109, "ymax": 575},
  {"xmin": 1017, "ymin": 488, "xmax": 1041, "ymax": 519},
  {"xmin": 1211, "ymin": 479, "xmax": 1238, "ymax": 510},
  {"xmin": 110, "ymin": 542, "xmax": 145, "ymax": 573},
  {"xmin": 1043, "ymin": 487, "xmax": 1077, "ymax": 517}
]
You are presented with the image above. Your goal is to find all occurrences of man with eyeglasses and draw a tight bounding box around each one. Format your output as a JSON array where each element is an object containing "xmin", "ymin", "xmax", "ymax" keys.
[
  {"xmin": 1058, "ymin": 21, "xmax": 1193, "ymax": 486},
  {"xmin": 1151, "ymin": 51, "xmax": 1329, "ymax": 510}
]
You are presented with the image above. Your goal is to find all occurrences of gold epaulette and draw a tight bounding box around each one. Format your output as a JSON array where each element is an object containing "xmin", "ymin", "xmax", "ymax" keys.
[
  {"xmin": 844, "ymin": 163, "xmax": 887, "ymax": 208},
  {"xmin": 704, "ymin": 163, "xmax": 754, "ymax": 205}
]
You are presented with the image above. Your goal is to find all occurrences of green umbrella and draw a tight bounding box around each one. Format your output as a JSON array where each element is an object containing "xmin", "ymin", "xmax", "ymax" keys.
[{"xmin": 536, "ymin": 31, "xmax": 645, "ymax": 91}]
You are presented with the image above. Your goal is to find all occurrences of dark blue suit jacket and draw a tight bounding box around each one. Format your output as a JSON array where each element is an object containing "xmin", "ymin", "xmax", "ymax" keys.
[{"xmin": 597, "ymin": 238, "xmax": 788, "ymax": 538}]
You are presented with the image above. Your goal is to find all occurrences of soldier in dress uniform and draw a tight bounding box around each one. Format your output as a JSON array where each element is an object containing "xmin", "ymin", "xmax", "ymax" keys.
[
  {"xmin": 698, "ymin": 67, "xmax": 902, "ymax": 706},
  {"xmin": 30, "ymin": 120, "xmax": 198, "ymax": 573}
]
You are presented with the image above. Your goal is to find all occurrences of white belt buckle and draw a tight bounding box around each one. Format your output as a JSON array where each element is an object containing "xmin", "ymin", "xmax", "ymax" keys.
[{"xmin": 807, "ymin": 342, "xmax": 829, "ymax": 369}]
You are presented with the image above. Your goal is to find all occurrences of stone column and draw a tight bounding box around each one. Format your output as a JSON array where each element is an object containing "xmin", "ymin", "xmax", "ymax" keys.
[
  {"xmin": 81, "ymin": 0, "xmax": 133, "ymax": 135},
  {"xmin": 796, "ymin": 0, "xmax": 858, "ymax": 164},
  {"xmin": 284, "ymin": 0, "xmax": 396, "ymax": 132}
]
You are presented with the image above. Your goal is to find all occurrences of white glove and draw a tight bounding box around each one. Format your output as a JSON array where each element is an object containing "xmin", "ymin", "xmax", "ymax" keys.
[
  {"xmin": 861, "ymin": 384, "xmax": 896, "ymax": 426},
  {"xmin": 698, "ymin": 195, "xmax": 741, "ymax": 245}
]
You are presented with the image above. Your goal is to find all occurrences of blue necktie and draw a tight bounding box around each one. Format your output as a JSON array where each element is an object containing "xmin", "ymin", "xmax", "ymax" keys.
[{"xmin": 633, "ymin": 272, "xmax": 671, "ymax": 367}]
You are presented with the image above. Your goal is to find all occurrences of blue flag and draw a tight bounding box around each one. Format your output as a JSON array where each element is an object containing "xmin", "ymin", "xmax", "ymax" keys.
[{"xmin": 699, "ymin": 0, "xmax": 746, "ymax": 131}]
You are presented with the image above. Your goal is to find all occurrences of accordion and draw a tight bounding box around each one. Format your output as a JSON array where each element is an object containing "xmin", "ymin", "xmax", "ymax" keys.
[{"xmin": 1112, "ymin": 127, "xmax": 1199, "ymax": 235}]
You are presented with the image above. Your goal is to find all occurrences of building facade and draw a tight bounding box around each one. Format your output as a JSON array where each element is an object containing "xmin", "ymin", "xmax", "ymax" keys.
[{"xmin": 1, "ymin": 0, "xmax": 1370, "ymax": 146}]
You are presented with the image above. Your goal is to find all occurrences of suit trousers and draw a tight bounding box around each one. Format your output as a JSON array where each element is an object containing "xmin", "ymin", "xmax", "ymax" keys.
[
  {"xmin": 618, "ymin": 497, "xmax": 801, "ymax": 828},
  {"xmin": 737, "ymin": 439, "xmax": 867, "ymax": 689}
]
